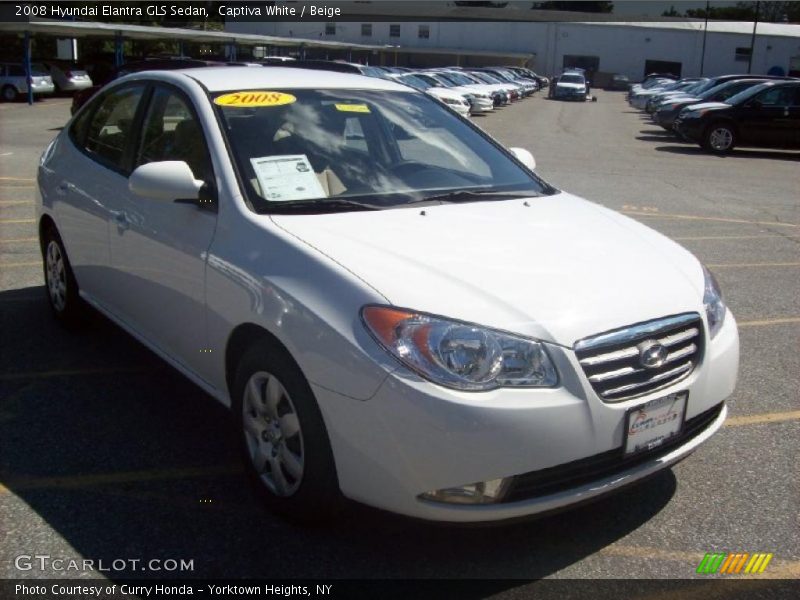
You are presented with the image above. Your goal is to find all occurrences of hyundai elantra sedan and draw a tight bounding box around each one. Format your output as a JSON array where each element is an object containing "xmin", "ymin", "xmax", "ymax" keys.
[{"xmin": 36, "ymin": 67, "xmax": 739, "ymax": 523}]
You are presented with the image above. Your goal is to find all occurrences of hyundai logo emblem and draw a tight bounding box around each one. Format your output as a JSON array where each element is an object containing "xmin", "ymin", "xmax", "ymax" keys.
[{"xmin": 638, "ymin": 340, "xmax": 668, "ymax": 369}]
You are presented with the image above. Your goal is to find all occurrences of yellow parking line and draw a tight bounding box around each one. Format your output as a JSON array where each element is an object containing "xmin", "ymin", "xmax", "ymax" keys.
[
  {"xmin": 706, "ymin": 262, "xmax": 800, "ymax": 268},
  {"xmin": 738, "ymin": 317, "xmax": 800, "ymax": 327},
  {"xmin": 0, "ymin": 261, "xmax": 40, "ymax": 268},
  {"xmin": 0, "ymin": 465, "xmax": 242, "ymax": 493},
  {"xmin": 673, "ymin": 234, "xmax": 800, "ymax": 241},
  {"xmin": 725, "ymin": 410, "xmax": 800, "ymax": 427},
  {"xmin": 0, "ymin": 237, "xmax": 37, "ymax": 243},
  {"xmin": 0, "ymin": 218, "xmax": 35, "ymax": 224},
  {"xmin": 0, "ymin": 200, "xmax": 32, "ymax": 206},
  {"xmin": 0, "ymin": 177, "xmax": 35, "ymax": 182},
  {"xmin": 0, "ymin": 366, "xmax": 156, "ymax": 381},
  {"xmin": 622, "ymin": 211, "xmax": 798, "ymax": 228}
]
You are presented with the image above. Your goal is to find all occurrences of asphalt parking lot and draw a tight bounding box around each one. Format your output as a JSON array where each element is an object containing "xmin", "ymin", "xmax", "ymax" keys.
[{"xmin": 1, "ymin": 91, "xmax": 798, "ymax": 589}]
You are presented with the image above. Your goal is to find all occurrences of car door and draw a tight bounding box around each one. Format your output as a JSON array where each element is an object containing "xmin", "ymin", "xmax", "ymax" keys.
[
  {"xmin": 107, "ymin": 83, "xmax": 218, "ymax": 380},
  {"xmin": 48, "ymin": 82, "xmax": 147, "ymax": 308},
  {"xmin": 789, "ymin": 85, "xmax": 800, "ymax": 148},
  {"xmin": 737, "ymin": 85, "xmax": 796, "ymax": 147}
]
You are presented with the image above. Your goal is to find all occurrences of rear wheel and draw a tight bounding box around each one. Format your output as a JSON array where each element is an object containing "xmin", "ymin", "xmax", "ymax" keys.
[
  {"xmin": 2, "ymin": 85, "xmax": 18, "ymax": 102},
  {"xmin": 233, "ymin": 338, "xmax": 342, "ymax": 524},
  {"xmin": 42, "ymin": 225, "xmax": 86, "ymax": 328},
  {"xmin": 703, "ymin": 122, "xmax": 736, "ymax": 153}
]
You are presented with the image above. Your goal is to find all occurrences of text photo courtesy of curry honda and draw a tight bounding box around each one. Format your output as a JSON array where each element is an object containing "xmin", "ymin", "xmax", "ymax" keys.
[{"xmin": 2, "ymin": 0, "xmax": 799, "ymax": 597}]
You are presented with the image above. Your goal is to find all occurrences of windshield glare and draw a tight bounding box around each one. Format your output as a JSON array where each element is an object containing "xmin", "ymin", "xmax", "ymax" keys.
[
  {"xmin": 214, "ymin": 89, "xmax": 548, "ymax": 211},
  {"xmin": 724, "ymin": 82, "xmax": 771, "ymax": 106}
]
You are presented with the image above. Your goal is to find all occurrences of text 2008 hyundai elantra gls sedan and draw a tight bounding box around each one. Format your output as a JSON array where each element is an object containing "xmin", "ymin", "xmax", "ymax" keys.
[{"xmin": 36, "ymin": 67, "xmax": 739, "ymax": 523}]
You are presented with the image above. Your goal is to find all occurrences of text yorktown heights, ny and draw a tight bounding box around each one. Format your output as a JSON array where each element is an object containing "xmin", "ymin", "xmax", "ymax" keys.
[{"xmin": 15, "ymin": 584, "xmax": 334, "ymax": 597}]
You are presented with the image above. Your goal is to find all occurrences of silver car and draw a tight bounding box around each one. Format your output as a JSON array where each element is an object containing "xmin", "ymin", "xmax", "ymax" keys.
[
  {"xmin": 42, "ymin": 61, "xmax": 93, "ymax": 92},
  {"xmin": 0, "ymin": 63, "xmax": 55, "ymax": 101}
]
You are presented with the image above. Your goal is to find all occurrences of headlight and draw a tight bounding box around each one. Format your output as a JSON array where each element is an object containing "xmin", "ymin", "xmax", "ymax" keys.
[
  {"xmin": 362, "ymin": 306, "xmax": 558, "ymax": 391},
  {"xmin": 682, "ymin": 109, "xmax": 707, "ymax": 119},
  {"xmin": 703, "ymin": 266, "xmax": 726, "ymax": 339},
  {"xmin": 441, "ymin": 97, "xmax": 457, "ymax": 105}
]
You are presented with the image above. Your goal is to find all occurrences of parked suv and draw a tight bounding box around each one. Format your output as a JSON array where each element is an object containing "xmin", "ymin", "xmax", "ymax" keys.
[
  {"xmin": 675, "ymin": 80, "xmax": 800, "ymax": 153},
  {"xmin": 0, "ymin": 63, "xmax": 55, "ymax": 101}
]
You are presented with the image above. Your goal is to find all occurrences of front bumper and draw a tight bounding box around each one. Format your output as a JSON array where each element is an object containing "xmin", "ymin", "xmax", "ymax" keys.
[
  {"xmin": 674, "ymin": 116, "xmax": 706, "ymax": 143},
  {"xmin": 316, "ymin": 312, "xmax": 738, "ymax": 522},
  {"xmin": 470, "ymin": 97, "xmax": 494, "ymax": 113},
  {"xmin": 30, "ymin": 82, "xmax": 55, "ymax": 95}
]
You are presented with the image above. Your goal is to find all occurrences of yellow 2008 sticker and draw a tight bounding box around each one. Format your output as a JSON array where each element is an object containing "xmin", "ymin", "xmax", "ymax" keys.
[
  {"xmin": 214, "ymin": 91, "xmax": 296, "ymax": 107},
  {"xmin": 334, "ymin": 103, "xmax": 371, "ymax": 113}
]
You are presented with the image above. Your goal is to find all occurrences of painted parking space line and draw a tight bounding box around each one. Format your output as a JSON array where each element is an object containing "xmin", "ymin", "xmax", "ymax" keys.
[
  {"xmin": 673, "ymin": 234, "xmax": 800, "ymax": 241},
  {"xmin": 0, "ymin": 177, "xmax": 35, "ymax": 182},
  {"xmin": 724, "ymin": 411, "xmax": 800, "ymax": 428},
  {"xmin": 621, "ymin": 211, "xmax": 798, "ymax": 228},
  {"xmin": 0, "ymin": 218, "xmax": 35, "ymax": 224},
  {"xmin": 737, "ymin": 317, "xmax": 800, "ymax": 328},
  {"xmin": 0, "ymin": 237, "xmax": 38, "ymax": 243},
  {"xmin": 0, "ymin": 366, "xmax": 157, "ymax": 381},
  {"xmin": 0, "ymin": 200, "xmax": 33, "ymax": 206},
  {"xmin": 0, "ymin": 261, "xmax": 40, "ymax": 268},
  {"xmin": 0, "ymin": 465, "xmax": 243, "ymax": 494},
  {"xmin": 706, "ymin": 262, "xmax": 800, "ymax": 268}
]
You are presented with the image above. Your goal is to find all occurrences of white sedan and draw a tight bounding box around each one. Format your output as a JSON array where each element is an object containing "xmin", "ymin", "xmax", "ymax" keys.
[{"xmin": 37, "ymin": 67, "xmax": 739, "ymax": 523}]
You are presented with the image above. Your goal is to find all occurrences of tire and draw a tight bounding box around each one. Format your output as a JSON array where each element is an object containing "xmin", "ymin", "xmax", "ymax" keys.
[
  {"xmin": 2, "ymin": 85, "xmax": 19, "ymax": 102},
  {"xmin": 233, "ymin": 338, "xmax": 342, "ymax": 524},
  {"xmin": 41, "ymin": 225, "xmax": 86, "ymax": 328},
  {"xmin": 702, "ymin": 122, "xmax": 736, "ymax": 154}
]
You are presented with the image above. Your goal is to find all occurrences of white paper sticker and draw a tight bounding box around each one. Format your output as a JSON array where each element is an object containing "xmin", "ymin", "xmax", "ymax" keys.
[{"xmin": 250, "ymin": 154, "xmax": 326, "ymax": 202}]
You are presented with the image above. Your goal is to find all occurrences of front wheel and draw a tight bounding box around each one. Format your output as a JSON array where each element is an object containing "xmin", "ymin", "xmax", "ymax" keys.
[
  {"xmin": 702, "ymin": 122, "xmax": 736, "ymax": 154},
  {"xmin": 233, "ymin": 339, "xmax": 342, "ymax": 524},
  {"xmin": 2, "ymin": 85, "xmax": 19, "ymax": 102}
]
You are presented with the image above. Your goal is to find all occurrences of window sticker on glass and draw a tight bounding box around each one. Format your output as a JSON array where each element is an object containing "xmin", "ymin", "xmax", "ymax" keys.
[
  {"xmin": 214, "ymin": 91, "xmax": 296, "ymax": 107},
  {"xmin": 334, "ymin": 103, "xmax": 371, "ymax": 113},
  {"xmin": 250, "ymin": 155, "xmax": 326, "ymax": 202}
]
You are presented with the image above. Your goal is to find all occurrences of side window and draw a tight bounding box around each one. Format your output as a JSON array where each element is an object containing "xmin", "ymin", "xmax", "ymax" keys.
[
  {"xmin": 136, "ymin": 87, "xmax": 213, "ymax": 182},
  {"xmin": 84, "ymin": 85, "xmax": 145, "ymax": 170},
  {"xmin": 756, "ymin": 86, "xmax": 794, "ymax": 107}
]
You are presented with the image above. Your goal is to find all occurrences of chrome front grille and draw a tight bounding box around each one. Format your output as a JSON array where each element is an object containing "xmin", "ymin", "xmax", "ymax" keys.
[{"xmin": 575, "ymin": 314, "xmax": 704, "ymax": 402}]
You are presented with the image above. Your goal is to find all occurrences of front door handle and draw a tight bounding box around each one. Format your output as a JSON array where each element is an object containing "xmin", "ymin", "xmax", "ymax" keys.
[{"xmin": 112, "ymin": 211, "xmax": 129, "ymax": 231}]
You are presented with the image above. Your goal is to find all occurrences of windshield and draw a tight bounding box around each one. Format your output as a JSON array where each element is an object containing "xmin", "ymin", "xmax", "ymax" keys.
[
  {"xmin": 701, "ymin": 80, "xmax": 757, "ymax": 101},
  {"xmin": 559, "ymin": 74, "xmax": 584, "ymax": 85},
  {"xmin": 472, "ymin": 72, "xmax": 498, "ymax": 84},
  {"xmin": 214, "ymin": 89, "xmax": 551, "ymax": 212},
  {"xmin": 441, "ymin": 72, "xmax": 472, "ymax": 86},
  {"xmin": 398, "ymin": 74, "xmax": 431, "ymax": 91},
  {"xmin": 724, "ymin": 82, "xmax": 772, "ymax": 106}
]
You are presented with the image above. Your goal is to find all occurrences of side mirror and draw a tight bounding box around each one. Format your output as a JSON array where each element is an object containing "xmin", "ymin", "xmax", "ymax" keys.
[
  {"xmin": 129, "ymin": 161, "xmax": 203, "ymax": 202},
  {"xmin": 509, "ymin": 147, "xmax": 536, "ymax": 171}
]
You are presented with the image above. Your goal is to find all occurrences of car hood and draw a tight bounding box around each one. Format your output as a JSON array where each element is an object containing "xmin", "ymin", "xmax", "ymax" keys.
[
  {"xmin": 270, "ymin": 193, "xmax": 704, "ymax": 347},
  {"xmin": 685, "ymin": 101, "xmax": 730, "ymax": 111},
  {"xmin": 660, "ymin": 95, "xmax": 700, "ymax": 106}
]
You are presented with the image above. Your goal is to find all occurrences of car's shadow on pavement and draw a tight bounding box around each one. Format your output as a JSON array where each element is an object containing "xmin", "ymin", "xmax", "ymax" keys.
[
  {"xmin": 654, "ymin": 145, "xmax": 800, "ymax": 161},
  {"xmin": 0, "ymin": 286, "xmax": 677, "ymax": 585}
]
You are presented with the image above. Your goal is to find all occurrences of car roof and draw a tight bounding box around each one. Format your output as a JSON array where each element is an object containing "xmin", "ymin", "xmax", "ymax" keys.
[{"xmin": 177, "ymin": 66, "xmax": 409, "ymax": 92}]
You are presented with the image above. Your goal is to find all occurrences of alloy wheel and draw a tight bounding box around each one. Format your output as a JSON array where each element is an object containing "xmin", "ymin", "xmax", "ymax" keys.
[
  {"xmin": 242, "ymin": 371, "xmax": 305, "ymax": 497},
  {"xmin": 708, "ymin": 127, "xmax": 733, "ymax": 151},
  {"xmin": 45, "ymin": 240, "xmax": 67, "ymax": 312}
]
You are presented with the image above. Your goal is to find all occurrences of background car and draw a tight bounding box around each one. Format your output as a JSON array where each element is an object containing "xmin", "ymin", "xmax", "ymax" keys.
[
  {"xmin": 0, "ymin": 62, "xmax": 55, "ymax": 101},
  {"xmin": 674, "ymin": 80, "xmax": 800, "ymax": 153},
  {"xmin": 41, "ymin": 61, "xmax": 93, "ymax": 92},
  {"xmin": 387, "ymin": 72, "xmax": 472, "ymax": 117},
  {"xmin": 550, "ymin": 71, "xmax": 588, "ymax": 101}
]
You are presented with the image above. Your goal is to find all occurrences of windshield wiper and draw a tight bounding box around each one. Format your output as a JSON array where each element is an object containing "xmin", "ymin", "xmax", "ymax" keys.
[
  {"xmin": 416, "ymin": 189, "xmax": 539, "ymax": 204},
  {"xmin": 262, "ymin": 198, "xmax": 382, "ymax": 214}
]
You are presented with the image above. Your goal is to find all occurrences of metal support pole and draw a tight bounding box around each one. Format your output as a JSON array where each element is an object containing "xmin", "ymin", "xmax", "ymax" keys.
[
  {"xmin": 347, "ymin": 48, "xmax": 352, "ymax": 62},
  {"xmin": 178, "ymin": 40, "xmax": 185, "ymax": 58},
  {"xmin": 699, "ymin": 0, "xmax": 709, "ymax": 76},
  {"xmin": 300, "ymin": 44, "xmax": 306, "ymax": 60},
  {"xmin": 114, "ymin": 32, "xmax": 124, "ymax": 67},
  {"xmin": 747, "ymin": 1, "xmax": 759, "ymax": 74},
  {"xmin": 23, "ymin": 30, "xmax": 33, "ymax": 105}
]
